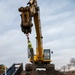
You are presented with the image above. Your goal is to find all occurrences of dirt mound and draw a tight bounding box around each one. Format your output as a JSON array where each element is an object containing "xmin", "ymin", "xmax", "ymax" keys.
[{"xmin": 66, "ymin": 71, "xmax": 75, "ymax": 75}]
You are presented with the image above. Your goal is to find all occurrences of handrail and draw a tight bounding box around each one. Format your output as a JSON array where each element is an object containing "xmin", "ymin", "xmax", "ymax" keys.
[{"xmin": 1, "ymin": 63, "xmax": 23, "ymax": 75}]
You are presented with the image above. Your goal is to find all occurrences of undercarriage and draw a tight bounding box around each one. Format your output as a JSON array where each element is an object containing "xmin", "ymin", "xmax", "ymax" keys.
[{"xmin": 25, "ymin": 63, "xmax": 64, "ymax": 75}]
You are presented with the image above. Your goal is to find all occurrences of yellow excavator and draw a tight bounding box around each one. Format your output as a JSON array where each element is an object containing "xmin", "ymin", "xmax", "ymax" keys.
[{"xmin": 18, "ymin": 0, "xmax": 55, "ymax": 75}]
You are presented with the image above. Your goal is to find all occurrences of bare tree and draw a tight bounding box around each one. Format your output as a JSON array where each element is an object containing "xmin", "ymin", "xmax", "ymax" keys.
[
  {"xmin": 67, "ymin": 64, "xmax": 71, "ymax": 71},
  {"xmin": 61, "ymin": 65, "xmax": 66, "ymax": 72},
  {"xmin": 70, "ymin": 58, "xmax": 75, "ymax": 67}
]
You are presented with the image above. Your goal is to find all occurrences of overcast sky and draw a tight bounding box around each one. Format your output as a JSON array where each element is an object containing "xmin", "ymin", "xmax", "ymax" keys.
[{"xmin": 0, "ymin": 0, "xmax": 75, "ymax": 69}]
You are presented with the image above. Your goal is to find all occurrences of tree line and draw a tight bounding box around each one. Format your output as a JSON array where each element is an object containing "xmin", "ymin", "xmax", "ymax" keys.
[{"xmin": 60, "ymin": 58, "xmax": 75, "ymax": 72}]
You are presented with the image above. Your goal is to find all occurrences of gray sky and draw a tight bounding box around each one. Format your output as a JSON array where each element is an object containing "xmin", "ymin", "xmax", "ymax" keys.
[{"xmin": 0, "ymin": 0, "xmax": 75, "ymax": 69}]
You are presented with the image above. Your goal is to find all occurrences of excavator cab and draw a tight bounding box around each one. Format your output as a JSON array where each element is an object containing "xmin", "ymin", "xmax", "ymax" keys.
[
  {"xmin": 43, "ymin": 49, "xmax": 51, "ymax": 60},
  {"xmin": 43, "ymin": 49, "xmax": 52, "ymax": 63},
  {"xmin": 18, "ymin": 6, "xmax": 33, "ymax": 34}
]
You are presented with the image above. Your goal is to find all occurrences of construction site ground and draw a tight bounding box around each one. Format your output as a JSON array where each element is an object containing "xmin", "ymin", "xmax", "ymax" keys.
[
  {"xmin": 20, "ymin": 70, "xmax": 75, "ymax": 75},
  {"xmin": 20, "ymin": 70, "xmax": 65, "ymax": 75}
]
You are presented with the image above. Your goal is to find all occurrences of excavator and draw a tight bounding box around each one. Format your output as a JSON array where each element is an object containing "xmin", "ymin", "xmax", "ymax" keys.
[{"xmin": 18, "ymin": 0, "xmax": 57, "ymax": 75}]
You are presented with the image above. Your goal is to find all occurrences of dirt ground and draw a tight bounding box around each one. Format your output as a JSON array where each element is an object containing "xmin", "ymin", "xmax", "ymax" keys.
[{"xmin": 64, "ymin": 71, "xmax": 75, "ymax": 75}]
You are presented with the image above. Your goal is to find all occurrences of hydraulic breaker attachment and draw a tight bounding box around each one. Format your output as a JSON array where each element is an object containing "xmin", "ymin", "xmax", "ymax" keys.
[{"xmin": 18, "ymin": 6, "xmax": 33, "ymax": 34}]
